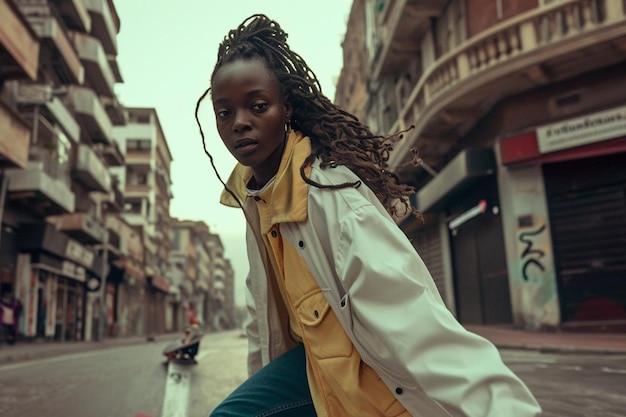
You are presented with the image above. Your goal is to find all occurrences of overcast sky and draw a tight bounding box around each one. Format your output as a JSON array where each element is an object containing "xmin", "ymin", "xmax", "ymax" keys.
[{"xmin": 114, "ymin": 1, "xmax": 353, "ymax": 305}]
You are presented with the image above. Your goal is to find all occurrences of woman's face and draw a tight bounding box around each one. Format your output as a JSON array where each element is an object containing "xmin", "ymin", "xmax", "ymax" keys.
[{"xmin": 211, "ymin": 58, "xmax": 292, "ymax": 186}]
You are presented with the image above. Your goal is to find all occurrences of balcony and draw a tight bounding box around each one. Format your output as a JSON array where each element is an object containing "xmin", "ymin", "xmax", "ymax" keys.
[
  {"xmin": 70, "ymin": 31, "xmax": 115, "ymax": 97},
  {"xmin": 126, "ymin": 149, "xmax": 152, "ymax": 166},
  {"xmin": 108, "ymin": 55, "xmax": 123, "ymax": 83},
  {"xmin": 100, "ymin": 94, "xmax": 126, "ymax": 126},
  {"xmin": 13, "ymin": 83, "xmax": 81, "ymax": 144},
  {"xmin": 5, "ymin": 109, "xmax": 74, "ymax": 215},
  {"xmin": 101, "ymin": 179, "xmax": 123, "ymax": 212},
  {"xmin": 5, "ymin": 151, "xmax": 75, "ymax": 215},
  {"xmin": 371, "ymin": 0, "xmax": 445, "ymax": 79},
  {"xmin": 388, "ymin": 0, "xmax": 626, "ymax": 173},
  {"xmin": 73, "ymin": 143, "xmax": 111, "ymax": 192},
  {"xmin": 104, "ymin": 213, "xmax": 123, "ymax": 253},
  {"xmin": 26, "ymin": 15, "xmax": 84, "ymax": 84},
  {"xmin": 83, "ymin": 0, "xmax": 117, "ymax": 55},
  {"xmin": 0, "ymin": 98, "xmax": 30, "ymax": 169},
  {"xmin": 54, "ymin": 0, "xmax": 91, "ymax": 32},
  {"xmin": 96, "ymin": 139, "xmax": 124, "ymax": 166},
  {"xmin": 47, "ymin": 212, "xmax": 106, "ymax": 244},
  {"xmin": 67, "ymin": 86, "xmax": 112, "ymax": 144},
  {"xmin": 0, "ymin": 0, "xmax": 39, "ymax": 80}
]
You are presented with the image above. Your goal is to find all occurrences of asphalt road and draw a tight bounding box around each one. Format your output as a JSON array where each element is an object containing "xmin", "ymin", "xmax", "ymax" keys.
[
  {"xmin": 0, "ymin": 330, "xmax": 625, "ymax": 417},
  {"xmin": 0, "ymin": 330, "xmax": 248, "ymax": 417}
]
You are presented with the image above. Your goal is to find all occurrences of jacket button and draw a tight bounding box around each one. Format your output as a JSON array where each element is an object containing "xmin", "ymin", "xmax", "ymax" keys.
[
  {"xmin": 271, "ymin": 230, "xmax": 277, "ymax": 238},
  {"xmin": 298, "ymin": 240, "xmax": 304, "ymax": 248},
  {"xmin": 395, "ymin": 387, "xmax": 403, "ymax": 395}
]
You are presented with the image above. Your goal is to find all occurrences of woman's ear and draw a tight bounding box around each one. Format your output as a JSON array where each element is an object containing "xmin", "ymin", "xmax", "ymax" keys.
[{"xmin": 284, "ymin": 97, "xmax": 293, "ymax": 121}]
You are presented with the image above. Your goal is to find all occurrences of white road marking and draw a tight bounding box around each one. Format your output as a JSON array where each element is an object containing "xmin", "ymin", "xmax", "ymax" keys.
[
  {"xmin": 601, "ymin": 366, "xmax": 626, "ymax": 374},
  {"xmin": 162, "ymin": 362, "xmax": 192, "ymax": 417}
]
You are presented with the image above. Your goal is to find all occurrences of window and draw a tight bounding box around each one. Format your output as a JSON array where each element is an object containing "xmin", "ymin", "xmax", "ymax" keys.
[
  {"xmin": 172, "ymin": 230, "xmax": 181, "ymax": 250},
  {"xmin": 128, "ymin": 112, "xmax": 151, "ymax": 124},
  {"xmin": 124, "ymin": 199, "xmax": 142, "ymax": 214},
  {"xmin": 126, "ymin": 139, "xmax": 151, "ymax": 151}
]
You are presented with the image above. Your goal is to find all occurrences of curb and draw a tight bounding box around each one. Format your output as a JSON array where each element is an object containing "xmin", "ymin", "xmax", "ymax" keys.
[
  {"xmin": 0, "ymin": 334, "xmax": 177, "ymax": 366},
  {"xmin": 495, "ymin": 343, "xmax": 626, "ymax": 355}
]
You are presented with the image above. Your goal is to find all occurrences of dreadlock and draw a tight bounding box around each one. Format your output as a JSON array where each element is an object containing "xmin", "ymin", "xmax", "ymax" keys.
[{"xmin": 196, "ymin": 14, "xmax": 416, "ymax": 217}]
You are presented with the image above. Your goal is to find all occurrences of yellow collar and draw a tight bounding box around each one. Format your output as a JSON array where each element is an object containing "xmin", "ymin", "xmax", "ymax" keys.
[{"xmin": 220, "ymin": 130, "xmax": 312, "ymax": 224}]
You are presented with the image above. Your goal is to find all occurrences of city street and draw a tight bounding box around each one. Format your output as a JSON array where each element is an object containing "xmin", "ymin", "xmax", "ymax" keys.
[
  {"xmin": 0, "ymin": 330, "xmax": 248, "ymax": 417},
  {"xmin": 0, "ymin": 330, "xmax": 625, "ymax": 417}
]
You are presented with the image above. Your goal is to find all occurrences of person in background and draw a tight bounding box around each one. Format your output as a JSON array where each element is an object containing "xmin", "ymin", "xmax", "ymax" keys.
[
  {"xmin": 196, "ymin": 14, "xmax": 542, "ymax": 417},
  {"xmin": 0, "ymin": 292, "xmax": 21, "ymax": 345}
]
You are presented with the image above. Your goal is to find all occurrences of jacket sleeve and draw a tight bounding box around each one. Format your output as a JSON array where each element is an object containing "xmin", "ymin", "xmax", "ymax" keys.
[
  {"xmin": 244, "ymin": 272, "xmax": 263, "ymax": 376},
  {"xmin": 334, "ymin": 203, "xmax": 542, "ymax": 417},
  {"xmin": 243, "ymin": 222, "xmax": 263, "ymax": 376}
]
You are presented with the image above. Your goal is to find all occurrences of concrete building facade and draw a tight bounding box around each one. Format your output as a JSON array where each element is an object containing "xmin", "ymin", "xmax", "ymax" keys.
[
  {"xmin": 0, "ymin": 0, "xmax": 237, "ymax": 343},
  {"xmin": 336, "ymin": 0, "xmax": 626, "ymax": 331}
]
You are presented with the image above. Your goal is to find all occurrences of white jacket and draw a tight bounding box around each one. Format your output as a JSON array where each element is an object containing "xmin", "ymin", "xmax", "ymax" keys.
[{"xmin": 222, "ymin": 134, "xmax": 542, "ymax": 417}]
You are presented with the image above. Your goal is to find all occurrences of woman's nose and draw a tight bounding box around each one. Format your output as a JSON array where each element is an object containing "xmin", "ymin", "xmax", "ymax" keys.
[{"xmin": 232, "ymin": 112, "xmax": 251, "ymax": 132}]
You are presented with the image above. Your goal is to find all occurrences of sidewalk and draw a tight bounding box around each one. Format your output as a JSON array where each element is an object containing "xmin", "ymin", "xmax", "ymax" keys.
[
  {"xmin": 467, "ymin": 325, "xmax": 626, "ymax": 355},
  {"xmin": 0, "ymin": 332, "xmax": 178, "ymax": 365},
  {"xmin": 1, "ymin": 326, "xmax": 625, "ymax": 366}
]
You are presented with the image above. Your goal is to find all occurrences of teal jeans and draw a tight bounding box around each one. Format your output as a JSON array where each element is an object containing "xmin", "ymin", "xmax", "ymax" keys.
[{"xmin": 210, "ymin": 344, "xmax": 317, "ymax": 416}]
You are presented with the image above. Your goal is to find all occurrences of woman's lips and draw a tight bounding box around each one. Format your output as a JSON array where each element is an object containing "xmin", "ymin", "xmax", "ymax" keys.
[{"xmin": 234, "ymin": 138, "xmax": 258, "ymax": 154}]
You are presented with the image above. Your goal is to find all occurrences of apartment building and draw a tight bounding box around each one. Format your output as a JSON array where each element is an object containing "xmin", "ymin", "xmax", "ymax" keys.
[
  {"xmin": 0, "ymin": 0, "xmax": 127, "ymax": 342},
  {"xmin": 205, "ymin": 232, "xmax": 235, "ymax": 330},
  {"xmin": 336, "ymin": 0, "xmax": 626, "ymax": 331},
  {"xmin": 112, "ymin": 107, "xmax": 173, "ymax": 336},
  {"xmin": 168, "ymin": 220, "xmax": 235, "ymax": 331}
]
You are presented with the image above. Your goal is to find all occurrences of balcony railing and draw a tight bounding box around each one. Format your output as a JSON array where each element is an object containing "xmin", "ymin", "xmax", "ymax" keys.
[
  {"xmin": 70, "ymin": 31, "xmax": 115, "ymax": 97},
  {"xmin": 0, "ymin": 0, "xmax": 39, "ymax": 80},
  {"xmin": 67, "ymin": 86, "xmax": 112, "ymax": 144},
  {"xmin": 83, "ymin": 0, "xmax": 117, "ymax": 55},
  {"xmin": 125, "ymin": 183, "xmax": 150, "ymax": 194},
  {"xmin": 55, "ymin": 0, "xmax": 92, "ymax": 33},
  {"xmin": 25, "ymin": 15, "xmax": 84, "ymax": 84},
  {"xmin": 100, "ymin": 94, "xmax": 126, "ymax": 126},
  {"xmin": 73, "ymin": 143, "xmax": 111, "ymax": 192},
  {"xmin": 100, "ymin": 179, "xmax": 123, "ymax": 212},
  {"xmin": 47, "ymin": 211, "xmax": 107, "ymax": 244},
  {"xmin": 5, "ymin": 145, "xmax": 75, "ymax": 214},
  {"xmin": 13, "ymin": 82, "xmax": 81, "ymax": 144},
  {"xmin": 370, "ymin": 0, "xmax": 444, "ymax": 79},
  {"xmin": 387, "ymin": 0, "xmax": 626, "ymax": 170}
]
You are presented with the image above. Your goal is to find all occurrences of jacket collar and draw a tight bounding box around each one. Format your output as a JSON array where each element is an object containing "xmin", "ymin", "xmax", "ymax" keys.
[{"xmin": 220, "ymin": 130, "xmax": 312, "ymax": 225}]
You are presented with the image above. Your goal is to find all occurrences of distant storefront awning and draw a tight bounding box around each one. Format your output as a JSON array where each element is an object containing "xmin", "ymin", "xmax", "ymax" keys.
[
  {"xmin": 114, "ymin": 258, "xmax": 145, "ymax": 283},
  {"xmin": 148, "ymin": 275, "xmax": 170, "ymax": 293},
  {"xmin": 417, "ymin": 148, "xmax": 496, "ymax": 213},
  {"xmin": 31, "ymin": 253, "xmax": 86, "ymax": 283},
  {"xmin": 18, "ymin": 222, "xmax": 102, "ymax": 277}
]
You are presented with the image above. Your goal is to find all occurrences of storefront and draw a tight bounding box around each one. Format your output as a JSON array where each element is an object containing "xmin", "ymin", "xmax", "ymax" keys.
[
  {"xmin": 500, "ymin": 103, "xmax": 626, "ymax": 326},
  {"xmin": 146, "ymin": 275, "xmax": 170, "ymax": 335},
  {"xmin": 15, "ymin": 223, "xmax": 103, "ymax": 341},
  {"xmin": 115, "ymin": 258, "xmax": 146, "ymax": 337},
  {"xmin": 408, "ymin": 148, "xmax": 513, "ymax": 325}
]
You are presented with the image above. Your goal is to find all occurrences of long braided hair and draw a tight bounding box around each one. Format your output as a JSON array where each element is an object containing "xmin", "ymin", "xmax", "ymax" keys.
[{"xmin": 195, "ymin": 14, "xmax": 416, "ymax": 217}]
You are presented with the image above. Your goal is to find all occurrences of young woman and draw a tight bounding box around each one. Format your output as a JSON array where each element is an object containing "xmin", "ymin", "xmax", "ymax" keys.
[{"xmin": 196, "ymin": 14, "xmax": 542, "ymax": 417}]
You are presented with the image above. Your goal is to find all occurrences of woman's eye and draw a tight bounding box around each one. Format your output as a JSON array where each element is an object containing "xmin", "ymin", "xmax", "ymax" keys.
[
  {"xmin": 216, "ymin": 110, "xmax": 230, "ymax": 118},
  {"xmin": 252, "ymin": 102, "xmax": 268, "ymax": 112}
]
